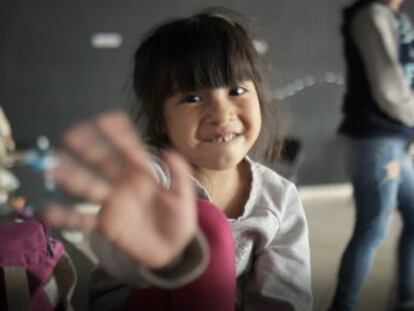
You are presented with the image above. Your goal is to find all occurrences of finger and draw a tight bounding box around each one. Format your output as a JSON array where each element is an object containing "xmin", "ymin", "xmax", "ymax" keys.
[
  {"xmin": 162, "ymin": 150, "xmax": 195, "ymax": 201},
  {"xmin": 62, "ymin": 121, "xmax": 127, "ymax": 182},
  {"xmin": 42, "ymin": 202, "xmax": 98, "ymax": 231},
  {"xmin": 48, "ymin": 151, "xmax": 111, "ymax": 202},
  {"xmin": 94, "ymin": 111, "xmax": 155, "ymax": 181}
]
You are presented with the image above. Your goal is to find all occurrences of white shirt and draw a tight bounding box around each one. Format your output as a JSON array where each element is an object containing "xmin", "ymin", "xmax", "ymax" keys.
[{"xmin": 89, "ymin": 157, "xmax": 313, "ymax": 311}]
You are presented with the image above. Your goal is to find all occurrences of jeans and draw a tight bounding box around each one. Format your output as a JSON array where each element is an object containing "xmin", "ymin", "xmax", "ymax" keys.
[{"xmin": 331, "ymin": 137, "xmax": 414, "ymax": 311}]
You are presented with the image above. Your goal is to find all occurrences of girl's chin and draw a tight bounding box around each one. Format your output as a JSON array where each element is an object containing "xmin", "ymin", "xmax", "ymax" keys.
[{"xmin": 192, "ymin": 155, "xmax": 245, "ymax": 171}]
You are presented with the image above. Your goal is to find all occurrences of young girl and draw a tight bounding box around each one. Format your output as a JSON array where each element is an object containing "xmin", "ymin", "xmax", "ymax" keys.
[{"xmin": 44, "ymin": 8, "xmax": 313, "ymax": 311}]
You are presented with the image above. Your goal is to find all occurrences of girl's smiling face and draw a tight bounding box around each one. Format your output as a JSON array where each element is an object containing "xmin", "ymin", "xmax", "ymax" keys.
[{"xmin": 163, "ymin": 80, "xmax": 262, "ymax": 171}]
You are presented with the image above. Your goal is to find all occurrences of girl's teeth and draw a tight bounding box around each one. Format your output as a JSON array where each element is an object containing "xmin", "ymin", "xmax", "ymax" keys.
[{"xmin": 210, "ymin": 133, "xmax": 235, "ymax": 143}]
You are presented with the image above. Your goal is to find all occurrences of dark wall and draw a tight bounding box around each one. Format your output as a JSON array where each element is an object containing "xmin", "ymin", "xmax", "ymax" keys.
[{"xmin": 1, "ymin": 0, "xmax": 413, "ymax": 185}]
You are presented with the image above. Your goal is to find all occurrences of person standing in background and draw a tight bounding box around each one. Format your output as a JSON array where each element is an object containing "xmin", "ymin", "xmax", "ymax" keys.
[{"xmin": 330, "ymin": 0, "xmax": 414, "ymax": 310}]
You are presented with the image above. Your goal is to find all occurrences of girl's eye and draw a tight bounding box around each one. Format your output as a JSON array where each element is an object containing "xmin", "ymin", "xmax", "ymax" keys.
[
  {"xmin": 182, "ymin": 94, "xmax": 201, "ymax": 104},
  {"xmin": 229, "ymin": 86, "xmax": 247, "ymax": 96}
]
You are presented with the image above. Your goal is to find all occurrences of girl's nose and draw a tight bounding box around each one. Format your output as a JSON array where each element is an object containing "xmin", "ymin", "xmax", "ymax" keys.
[{"xmin": 206, "ymin": 98, "xmax": 235, "ymax": 125}]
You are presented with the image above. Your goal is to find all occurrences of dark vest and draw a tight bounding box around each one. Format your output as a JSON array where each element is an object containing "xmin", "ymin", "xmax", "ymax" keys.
[{"xmin": 339, "ymin": 0, "xmax": 414, "ymax": 139}]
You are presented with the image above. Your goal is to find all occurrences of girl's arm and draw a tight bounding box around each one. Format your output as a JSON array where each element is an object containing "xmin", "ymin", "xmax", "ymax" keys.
[
  {"xmin": 351, "ymin": 3, "xmax": 414, "ymax": 126},
  {"xmin": 243, "ymin": 182, "xmax": 313, "ymax": 311}
]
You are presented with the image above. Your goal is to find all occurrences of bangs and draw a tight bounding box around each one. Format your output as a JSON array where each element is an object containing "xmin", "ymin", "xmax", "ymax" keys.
[{"xmin": 154, "ymin": 15, "xmax": 260, "ymax": 97}]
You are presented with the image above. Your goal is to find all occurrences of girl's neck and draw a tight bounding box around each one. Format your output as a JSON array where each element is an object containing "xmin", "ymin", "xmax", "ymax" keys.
[{"xmin": 194, "ymin": 160, "xmax": 251, "ymax": 219}]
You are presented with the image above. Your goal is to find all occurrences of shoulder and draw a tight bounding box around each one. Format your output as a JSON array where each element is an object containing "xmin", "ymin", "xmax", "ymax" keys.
[
  {"xmin": 353, "ymin": 2, "xmax": 396, "ymax": 28},
  {"xmin": 358, "ymin": 2, "xmax": 393, "ymax": 17},
  {"xmin": 350, "ymin": 2, "xmax": 398, "ymax": 48},
  {"xmin": 250, "ymin": 160, "xmax": 294, "ymax": 192},
  {"xmin": 248, "ymin": 160, "xmax": 302, "ymax": 220}
]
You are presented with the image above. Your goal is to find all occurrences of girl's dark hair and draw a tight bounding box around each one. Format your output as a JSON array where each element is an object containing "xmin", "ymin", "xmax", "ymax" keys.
[{"xmin": 131, "ymin": 7, "xmax": 281, "ymax": 153}]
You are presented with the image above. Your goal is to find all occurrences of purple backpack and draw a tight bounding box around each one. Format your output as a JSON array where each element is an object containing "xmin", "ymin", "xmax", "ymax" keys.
[{"xmin": 0, "ymin": 219, "xmax": 76, "ymax": 311}]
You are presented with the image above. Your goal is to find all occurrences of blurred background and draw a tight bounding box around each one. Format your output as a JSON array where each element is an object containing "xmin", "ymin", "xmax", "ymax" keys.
[
  {"xmin": 1, "ymin": 1, "xmax": 414, "ymax": 310},
  {"xmin": 5, "ymin": 0, "xmax": 414, "ymax": 185}
]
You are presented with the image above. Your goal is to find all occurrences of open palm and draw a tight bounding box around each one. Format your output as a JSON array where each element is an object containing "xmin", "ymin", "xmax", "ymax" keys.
[{"xmin": 44, "ymin": 111, "xmax": 197, "ymax": 269}]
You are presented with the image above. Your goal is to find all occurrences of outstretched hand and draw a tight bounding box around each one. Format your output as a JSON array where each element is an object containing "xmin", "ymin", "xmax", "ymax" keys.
[{"xmin": 43, "ymin": 111, "xmax": 197, "ymax": 269}]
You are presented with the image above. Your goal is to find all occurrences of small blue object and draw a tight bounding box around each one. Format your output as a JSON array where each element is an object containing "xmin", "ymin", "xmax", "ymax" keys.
[{"xmin": 22, "ymin": 151, "xmax": 58, "ymax": 171}]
